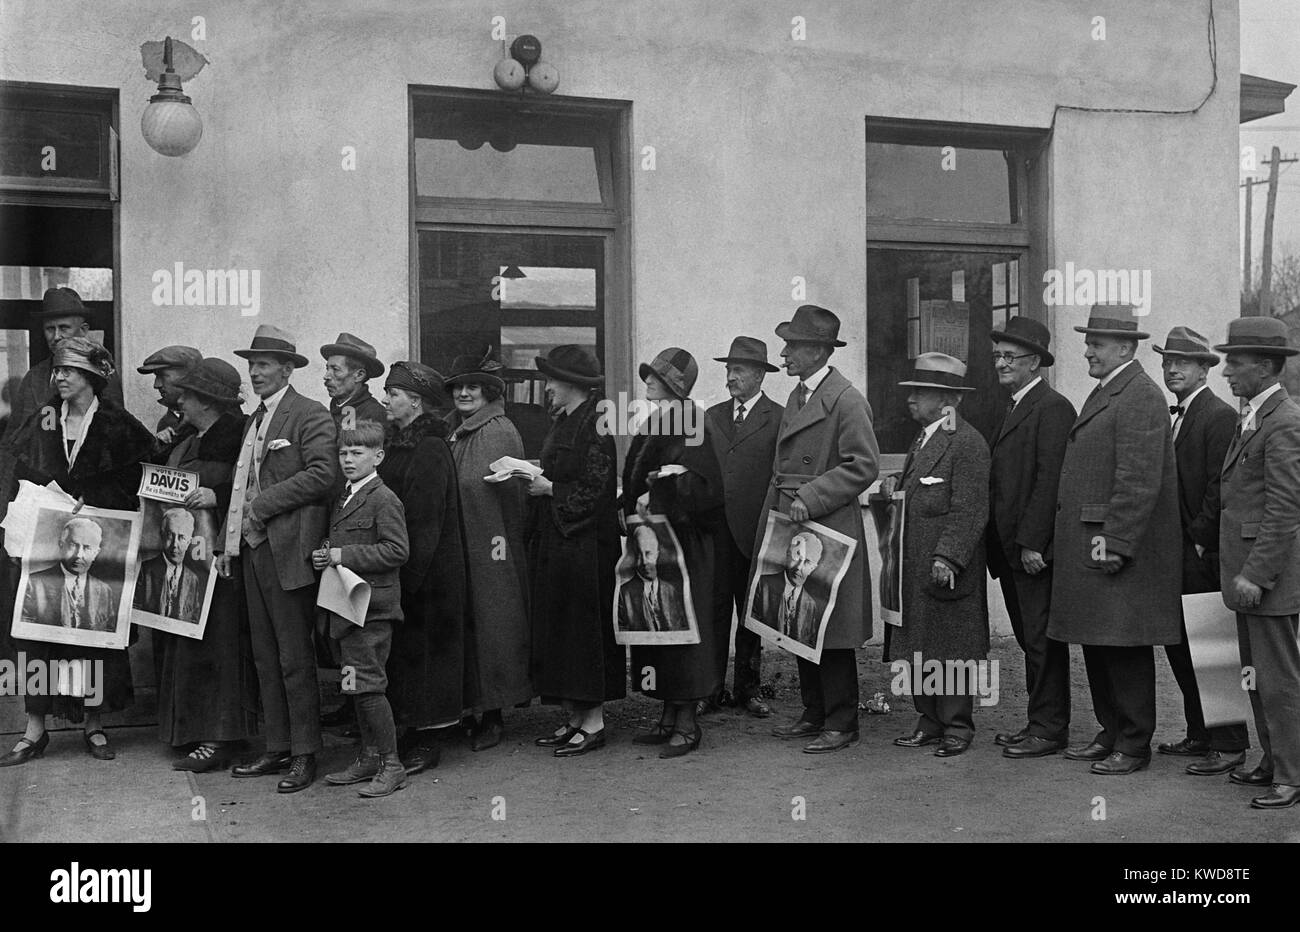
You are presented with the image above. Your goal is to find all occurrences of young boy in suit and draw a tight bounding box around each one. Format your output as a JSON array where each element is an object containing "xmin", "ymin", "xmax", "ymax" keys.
[{"xmin": 313, "ymin": 420, "xmax": 410, "ymax": 798}]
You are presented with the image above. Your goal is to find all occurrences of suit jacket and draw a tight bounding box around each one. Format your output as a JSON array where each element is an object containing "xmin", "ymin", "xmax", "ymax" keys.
[
  {"xmin": 706, "ymin": 393, "xmax": 781, "ymax": 558},
  {"xmin": 328, "ymin": 475, "xmax": 409, "ymax": 625},
  {"xmin": 1173, "ymin": 387, "xmax": 1235, "ymax": 593},
  {"xmin": 750, "ymin": 570, "xmax": 822, "ymax": 645},
  {"xmin": 1219, "ymin": 387, "xmax": 1300, "ymax": 615},
  {"xmin": 617, "ymin": 575, "xmax": 687, "ymax": 632},
  {"xmin": 22, "ymin": 564, "xmax": 117, "ymax": 632},
  {"xmin": 986, "ymin": 379, "xmax": 1076, "ymax": 577},
  {"xmin": 229, "ymin": 384, "xmax": 338, "ymax": 590},
  {"xmin": 1048, "ymin": 361, "xmax": 1182, "ymax": 646},
  {"xmin": 133, "ymin": 553, "xmax": 203, "ymax": 621},
  {"xmin": 756, "ymin": 368, "xmax": 879, "ymax": 649}
]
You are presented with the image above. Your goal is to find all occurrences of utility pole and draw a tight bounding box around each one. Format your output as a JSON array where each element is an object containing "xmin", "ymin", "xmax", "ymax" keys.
[{"xmin": 1258, "ymin": 147, "xmax": 1299, "ymax": 317}]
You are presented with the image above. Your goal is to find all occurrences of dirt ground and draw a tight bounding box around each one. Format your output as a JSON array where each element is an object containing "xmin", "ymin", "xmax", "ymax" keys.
[{"xmin": 2, "ymin": 635, "xmax": 1297, "ymax": 843}]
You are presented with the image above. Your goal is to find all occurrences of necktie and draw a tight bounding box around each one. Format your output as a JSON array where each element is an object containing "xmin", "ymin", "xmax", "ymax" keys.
[
  {"xmin": 70, "ymin": 576, "xmax": 84, "ymax": 628},
  {"xmin": 1235, "ymin": 406, "xmax": 1252, "ymax": 444},
  {"xmin": 797, "ymin": 384, "xmax": 808, "ymax": 409},
  {"xmin": 784, "ymin": 588, "xmax": 798, "ymax": 630},
  {"xmin": 997, "ymin": 398, "xmax": 1015, "ymax": 437},
  {"xmin": 901, "ymin": 431, "xmax": 925, "ymax": 482},
  {"xmin": 734, "ymin": 403, "xmax": 746, "ymax": 428}
]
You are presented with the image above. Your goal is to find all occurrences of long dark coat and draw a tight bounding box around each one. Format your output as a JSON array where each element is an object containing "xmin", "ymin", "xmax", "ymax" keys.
[
  {"xmin": 1048, "ymin": 361, "xmax": 1182, "ymax": 646},
  {"xmin": 756, "ymin": 369, "xmax": 879, "ymax": 650},
  {"xmin": 705, "ymin": 393, "xmax": 781, "ymax": 558},
  {"xmin": 1173, "ymin": 387, "xmax": 1235, "ymax": 593},
  {"xmin": 378, "ymin": 414, "xmax": 467, "ymax": 728},
  {"xmin": 884, "ymin": 417, "xmax": 990, "ymax": 663},
  {"xmin": 447, "ymin": 399, "xmax": 533, "ymax": 710},
  {"xmin": 527, "ymin": 397, "xmax": 625, "ymax": 704},
  {"xmin": 155, "ymin": 411, "xmax": 259, "ymax": 745},
  {"xmin": 623, "ymin": 402, "xmax": 725, "ymax": 701},
  {"xmin": 10, "ymin": 394, "xmax": 154, "ymax": 719}
]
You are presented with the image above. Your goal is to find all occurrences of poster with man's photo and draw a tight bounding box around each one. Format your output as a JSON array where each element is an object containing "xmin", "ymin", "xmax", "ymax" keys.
[
  {"xmin": 867, "ymin": 489, "xmax": 906, "ymax": 627},
  {"xmin": 612, "ymin": 514, "xmax": 700, "ymax": 646},
  {"xmin": 10, "ymin": 502, "xmax": 142, "ymax": 651},
  {"xmin": 129, "ymin": 496, "xmax": 218, "ymax": 640},
  {"xmin": 743, "ymin": 510, "xmax": 856, "ymax": 664}
]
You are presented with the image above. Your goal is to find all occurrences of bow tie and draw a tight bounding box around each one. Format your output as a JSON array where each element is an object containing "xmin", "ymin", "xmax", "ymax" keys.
[{"xmin": 1169, "ymin": 405, "xmax": 1184, "ymax": 415}]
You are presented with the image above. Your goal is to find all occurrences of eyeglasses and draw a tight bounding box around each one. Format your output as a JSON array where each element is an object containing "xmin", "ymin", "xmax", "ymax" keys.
[{"xmin": 991, "ymin": 351, "xmax": 1036, "ymax": 364}]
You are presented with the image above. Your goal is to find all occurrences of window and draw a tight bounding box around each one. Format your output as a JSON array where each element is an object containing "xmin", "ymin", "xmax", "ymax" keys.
[
  {"xmin": 866, "ymin": 118, "xmax": 1046, "ymax": 456},
  {"xmin": 411, "ymin": 88, "xmax": 631, "ymax": 457}
]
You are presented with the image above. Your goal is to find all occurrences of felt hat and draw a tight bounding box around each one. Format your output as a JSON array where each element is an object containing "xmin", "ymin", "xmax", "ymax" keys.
[
  {"xmin": 174, "ymin": 357, "xmax": 243, "ymax": 405},
  {"xmin": 639, "ymin": 347, "xmax": 699, "ymax": 399},
  {"xmin": 535, "ymin": 345, "xmax": 603, "ymax": 387},
  {"xmin": 319, "ymin": 332, "xmax": 385, "ymax": 379},
  {"xmin": 991, "ymin": 316, "xmax": 1055, "ymax": 367},
  {"xmin": 1072, "ymin": 303, "xmax": 1150, "ymax": 340},
  {"xmin": 775, "ymin": 304, "xmax": 846, "ymax": 347},
  {"xmin": 1153, "ymin": 326, "xmax": 1220, "ymax": 365},
  {"xmin": 898, "ymin": 352, "xmax": 975, "ymax": 392},
  {"xmin": 1213, "ymin": 316, "xmax": 1299, "ymax": 357},
  {"xmin": 233, "ymin": 324, "xmax": 309, "ymax": 368},
  {"xmin": 713, "ymin": 335, "xmax": 779, "ymax": 372}
]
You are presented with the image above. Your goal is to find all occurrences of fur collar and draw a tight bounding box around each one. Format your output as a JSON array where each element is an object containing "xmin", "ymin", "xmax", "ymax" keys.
[{"xmin": 386, "ymin": 412, "xmax": 447, "ymax": 450}]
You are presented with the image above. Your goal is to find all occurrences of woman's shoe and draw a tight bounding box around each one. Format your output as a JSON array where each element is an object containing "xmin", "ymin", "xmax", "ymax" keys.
[
  {"xmin": 472, "ymin": 719, "xmax": 503, "ymax": 751},
  {"xmin": 173, "ymin": 743, "xmax": 228, "ymax": 773},
  {"xmin": 632, "ymin": 723, "xmax": 674, "ymax": 746},
  {"xmin": 0, "ymin": 732, "xmax": 49, "ymax": 767},
  {"xmin": 554, "ymin": 728, "xmax": 606, "ymax": 757},
  {"xmin": 659, "ymin": 726, "xmax": 702, "ymax": 759},
  {"xmin": 83, "ymin": 730, "xmax": 115, "ymax": 761},
  {"xmin": 536, "ymin": 725, "xmax": 580, "ymax": 748}
]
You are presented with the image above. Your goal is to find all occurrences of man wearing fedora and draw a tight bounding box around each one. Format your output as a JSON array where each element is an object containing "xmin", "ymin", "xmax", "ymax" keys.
[
  {"xmin": 763, "ymin": 305, "xmax": 879, "ymax": 754},
  {"xmin": 985, "ymin": 317, "xmax": 1077, "ymax": 759},
  {"xmin": 222, "ymin": 324, "xmax": 338, "ymax": 793},
  {"xmin": 0, "ymin": 288, "xmax": 123, "ymax": 515},
  {"xmin": 1153, "ymin": 326, "xmax": 1251, "ymax": 775},
  {"xmin": 705, "ymin": 336, "xmax": 781, "ymax": 717},
  {"xmin": 321, "ymin": 332, "xmax": 387, "ymax": 432},
  {"xmin": 1215, "ymin": 316, "xmax": 1300, "ymax": 809},
  {"xmin": 881, "ymin": 353, "xmax": 990, "ymax": 758},
  {"xmin": 1048, "ymin": 304, "xmax": 1182, "ymax": 775},
  {"xmin": 136, "ymin": 345, "xmax": 203, "ymax": 454}
]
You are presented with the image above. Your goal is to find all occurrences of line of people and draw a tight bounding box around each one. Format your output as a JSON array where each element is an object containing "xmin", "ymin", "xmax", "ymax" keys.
[{"xmin": 0, "ymin": 287, "xmax": 1296, "ymax": 812}]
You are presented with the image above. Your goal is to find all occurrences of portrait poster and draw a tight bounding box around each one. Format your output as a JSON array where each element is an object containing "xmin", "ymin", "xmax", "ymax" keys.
[
  {"xmin": 612, "ymin": 514, "xmax": 700, "ymax": 646},
  {"xmin": 128, "ymin": 498, "xmax": 218, "ymax": 639},
  {"xmin": 1182, "ymin": 592, "xmax": 1251, "ymax": 729},
  {"xmin": 10, "ymin": 502, "xmax": 142, "ymax": 651},
  {"xmin": 867, "ymin": 489, "xmax": 906, "ymax": 627},
  {"xmin": 743, "ymin": 510, "xmax": 857, "ymax": 664}
]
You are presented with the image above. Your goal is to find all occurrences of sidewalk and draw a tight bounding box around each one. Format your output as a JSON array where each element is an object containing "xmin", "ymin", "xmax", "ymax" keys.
[{"xmin": 2, "ymin": 638, "xmax": 1296, "ymax": 843}]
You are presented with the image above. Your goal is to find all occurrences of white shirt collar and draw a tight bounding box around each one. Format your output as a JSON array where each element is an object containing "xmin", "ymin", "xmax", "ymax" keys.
[
  {"xmin": 734, "ymin": 390, "xmax": 765, "ymax": 415},
  {"xmin": 61, "ymin": 566, "xmax": 82, "ymax": 589},
  {"xmin": 1174, "ymin": 384, "xmax": 1208, "ymax": 415},
  {"xmin": 1098, "ymin": 359, "xmax": 1135, "ymax": 388},
  {"xmin": 346, "ymin": 470, "xmax": 378, "ymax": 496},
  {"xmin": 257, "ymin": 383, "xmax": 290, "ymax": 416},
  {"xmin": 920, "ymin": 415, "xmax": 948, "ymax": 447},
  {"xmin": 781, "ymin": 576, "xmax": 804, "ymax": 600},
  {"xmin": 1011, "ymin": 376, "xmax": 1042, "ymax": 406},
  {"xmin": 59, "ymin": 395, "xmax": 100, "ymax": 467},
  {"xmin": 800, "ymin": 365, "xmax": 831, "ymax": 394},
  {"xmin": 1242, "ymin": 383, "xmax": 1284, "ymax": 429}
]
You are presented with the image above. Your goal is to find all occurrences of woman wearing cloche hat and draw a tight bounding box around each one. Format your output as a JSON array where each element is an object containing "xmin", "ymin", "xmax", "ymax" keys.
[
  {"xmin": 620, "ymin": 347, "xmax": 725, "ymax": 759},
  {"xmin": 1, "ymin": 338, "xmax": 155, "ymax": 768}
]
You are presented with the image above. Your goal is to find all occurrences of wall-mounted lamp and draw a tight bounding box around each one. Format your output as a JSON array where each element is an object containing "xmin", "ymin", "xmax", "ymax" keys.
[
  {"xmin": 141, "ymin": 36, "xmax": 203, "ymax": 156},
  {"xmin": 492, "ymin": 34, "xmax": 560, "ymax": 95}
]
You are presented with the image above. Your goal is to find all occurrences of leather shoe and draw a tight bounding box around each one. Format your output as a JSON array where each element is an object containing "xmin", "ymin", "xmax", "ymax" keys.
[
  {"xmin": 472, "ymin": 720, "xmax": 503, "ymax": 752},
  {"xmin": 276, "ymin": 754, "xmax": 316, "ymax": 793},
  {"xmin": 1090, "ymin": 751, "xmax": 1150, "ymax": 775},
  {"xmin": 1157, "ymin": 736, "xmax": 1211, "ymax": 756},
  {"xmin": 231, "ymin": 750, "xmax": 292, "ymax": 777},
  {"xmin": 83, "ymin": 730, "xmax": 115, "ymax": 761},
  {"xmin": 400, "ymin": 742, "xmax": 440, "ymax": 776},
  {"xmin": 555, "ymin": 728, "xmax": 606, "ymax": 758},
  {"xmin": 934, "ymin": 736, "xmax": 971, "ymax": 757},
  {"xmin": 995, "ymin": 728, "xmax": 1029, "ymax": 747},
  {"xmin": 1229, "ymin": 764, "xmax": 1274, "ymax": 786},
  {"xmin": 359, "ymin": 758, "xmax": 408, "ymax": 798},
  {"xmin": 1064, "ymin": 740, "xmax": 1111, "ymax": 761},
  {"xmin": 0, "ymin": 732, "xmax": 49, "ymax": 768},
  {"xmin": 1250, "ymin": 784, "xmax": 1300, "ymax": 810},
  {"xmin": 325, "ymin": 750, "xmax": 380, "ymax": 785},
  {"xmin": 804, "ymin": 730, "xmax": 859, "ymax": 754},
  {"xmin": 743, "ymin": 697, "xmax": 773, "ymax": 718},
  {"xmin": 536, "ymin": 726, "xmax": 580, "ymax": 748},
  {"xmin": 894, "ymin": 729, "xmax": 941, "ymax": 748},
  {"xmin": 659, "ymin": 726, "xmax": 702, "ymax": 759},
  {"xmin": 772, "ymin": 719, "xmax": 821, "ymax": 739},
  {"xmin": 1186, "ymin": 751, "xmax": 1246, "ymax": 776},
  {"xmin": 1003, "ymin": 735, "xmax": 1066, "ymax": 759}
]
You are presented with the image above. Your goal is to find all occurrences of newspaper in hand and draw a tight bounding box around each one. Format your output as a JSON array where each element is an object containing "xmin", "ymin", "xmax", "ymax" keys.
[{"xmin": 484, "ymin": 456, "xmax": 543, "ymax": 483}]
